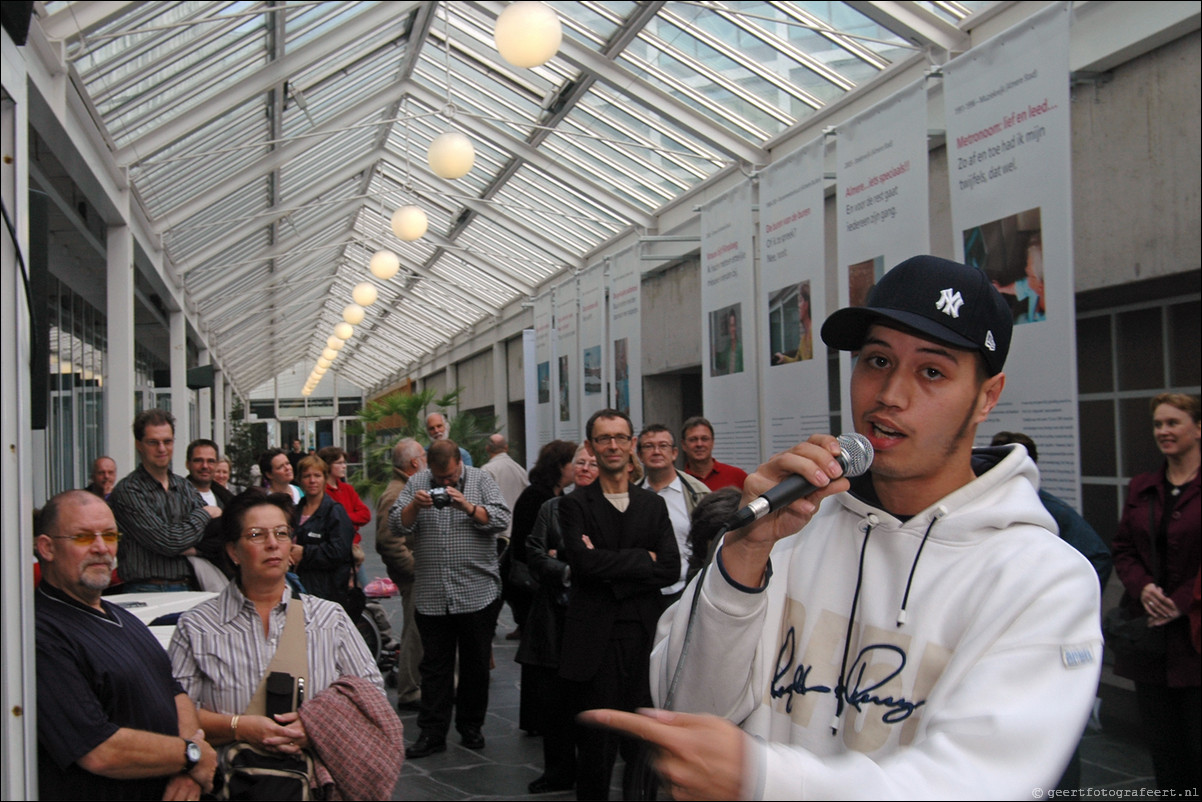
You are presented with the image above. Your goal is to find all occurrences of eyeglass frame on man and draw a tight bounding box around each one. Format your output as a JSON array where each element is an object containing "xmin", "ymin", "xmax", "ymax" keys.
[
  {"xmin": 48, "ymin": 531, "xmax": 122, "ymax": 545},
  {"xmin": 592, "ymin": 434, "xmax": 632, "ymax": 446}
]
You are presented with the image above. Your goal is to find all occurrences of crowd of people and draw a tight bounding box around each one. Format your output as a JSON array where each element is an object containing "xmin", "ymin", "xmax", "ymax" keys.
[{"xmin": 32, "ymin": 255, "xmax": 1199, "ymax": 801}]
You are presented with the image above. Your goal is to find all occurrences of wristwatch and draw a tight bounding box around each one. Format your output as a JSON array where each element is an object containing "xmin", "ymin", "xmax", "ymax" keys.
[{"xmin": 183, "ymin": 739, "xmax": 202, "ymax": 771}]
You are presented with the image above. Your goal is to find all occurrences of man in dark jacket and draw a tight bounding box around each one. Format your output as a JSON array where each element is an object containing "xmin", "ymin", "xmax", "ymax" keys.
[{"xmin": 558, "ymin": 409, "xmax": 679, "ymax": 800}]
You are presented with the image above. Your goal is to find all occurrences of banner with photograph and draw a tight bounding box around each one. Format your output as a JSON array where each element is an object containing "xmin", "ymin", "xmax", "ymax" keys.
[
  {"xmin": 532, "ymin": 291, "xmax": 554, "ymax": 447},
  {"xmin": 944, "ymin": 3, "xmax": 1079, "ymax": 505},
  {"xmin": 608, "ymin": 247, "xmax": 642, "ymax": 433},
  {"xmin": 578, "ymin": 263, "xmax": 607, "ymax": 426},
  {"xmin": 701, "ymin": 181, "xmax": 761, "ymax": 470},
  {"xmin": 835, "ymin": 80, "xmax": 930, "ymax": 432},
  {"xmin": 758, "ymin": 139, "xmax": 829, "ymax": 452},
  {"xmin": 554, "ymin": 276, "xmax": 580, "ymax": 443}
]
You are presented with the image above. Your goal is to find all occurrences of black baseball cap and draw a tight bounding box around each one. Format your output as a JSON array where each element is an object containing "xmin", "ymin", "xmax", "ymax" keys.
[{"xmin": 820, "ymin": 255, "xmax": 1012, "ymax": 376}]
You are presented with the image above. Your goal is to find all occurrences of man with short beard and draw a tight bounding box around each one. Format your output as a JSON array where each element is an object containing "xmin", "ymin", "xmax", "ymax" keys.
[
  {"xmin": 84, "ymin": 456, "xmax": 117, "ymax": 500},
  {"xmin": 35, "ymin": 490, "xmax": 217, "ymax": 800}
]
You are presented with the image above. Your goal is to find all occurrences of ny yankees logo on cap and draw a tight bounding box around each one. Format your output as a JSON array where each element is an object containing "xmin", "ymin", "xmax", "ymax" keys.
[{"xmin": 936, "ymin": 288, "xmax": 964, "ymax": 318}]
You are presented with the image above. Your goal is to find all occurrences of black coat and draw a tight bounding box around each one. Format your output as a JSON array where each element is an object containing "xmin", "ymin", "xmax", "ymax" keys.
[
  {"xmin": 293, "ymin": 494, "xmax": 354, "ymax": 606},
  {"xmin": 556, "ymin": 481, "xmax": 679, "ymax": 682},
  {"xmin": 516, "ymin": 497, "xmax": 569, "ymax": 668}
]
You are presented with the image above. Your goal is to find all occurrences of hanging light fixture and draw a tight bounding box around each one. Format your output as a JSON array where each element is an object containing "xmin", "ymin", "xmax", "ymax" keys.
[
  {"xmin": 342, "ymin": 304, "xmax": 365, "ymax": 325},
  {"xmin": 428, "ymin": 131, "xmax": 475, "ymax": 179},
  {"xmin": 352, "ymin": 282, "xmax": 378, "ymax": 307},
  {"xmin": 334, "ymin": 322, "xmax": 354, "ymax": 340},
  {"xmin": 327, "ymin": 335, "xmax": 345, "ymax": 351},
  {"xmin": 428, "ymin": 9, "xmax": 475, "ymax": 180},
  {"xmin": 495, "ymin": 2, "xmax": 562, "ymax": 68},
  {"xmin": 317, "ymin": 357, "xmax": 332, "ymax": 369},
  {"xmin": 391, "ymin": 207, "xmax": 428, "ymax": 241},
  {"xmin": 322, "ymin": 347, "xmax": 338, "ymax": 361},
  {"xmin": 370, "ymin": 249, "xmax": 401, "ymax": 279}
]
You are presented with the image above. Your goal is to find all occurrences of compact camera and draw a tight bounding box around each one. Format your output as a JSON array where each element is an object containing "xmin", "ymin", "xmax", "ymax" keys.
[{"xmin": 429, "ymin": 486, "xmax": 452, "ymax": 509}]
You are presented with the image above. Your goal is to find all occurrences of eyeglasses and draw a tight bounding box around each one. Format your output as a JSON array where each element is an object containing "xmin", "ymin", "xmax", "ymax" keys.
[
  {"xmin": 142, "ymin": 438, "xmax": 174, "ymax": 448},
  {"xmin": 638, "ymin": 442, "xmax": 675, "ymax": 452},
  {"xmin": 49, "ymin": 531, "xmax": 122, "ymax": 545},
  {"xmin": 592, "ymin": 434, "xmax": 632, "ymax": 446},
  {"xmin": 243, "ymin": 527, "xmax": 294, "ymax": 543}
]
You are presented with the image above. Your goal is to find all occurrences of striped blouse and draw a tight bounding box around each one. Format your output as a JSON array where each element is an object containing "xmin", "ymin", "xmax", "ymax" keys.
[{"xmin": 168, "ymin": 582, "xmax": 383, "ymax": 716}]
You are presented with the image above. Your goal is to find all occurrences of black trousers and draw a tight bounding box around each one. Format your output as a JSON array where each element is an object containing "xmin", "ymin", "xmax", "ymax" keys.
[
  {"xmin": 414, "ymin": 596, "xmax": 502, "ymax": 738},
  {"xmin": 1135, "ymin": 682, "xmax": 1201, "ymax": 793},
  {"xmin": 566, "ymin": 622, "xmax": 654, "ymax": 801}
]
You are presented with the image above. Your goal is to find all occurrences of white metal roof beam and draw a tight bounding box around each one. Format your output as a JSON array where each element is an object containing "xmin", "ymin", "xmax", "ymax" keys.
[
  {"xmin": 114, "ymin": 1, "xmax": 419, "ymax": 164},
  {"xmin": 174, "ymin": 151, "xmax": 382, "ymax": 271},
  {"xmin": 40, "ymin": 1, "xmax": 140, "ymax": 42},
  {"xmin": 844, "ymin": 2, "xmax": 969, "ymax": 52},
  {"xmin": 556, "ymin": 37, "xmax": 768, "ymax": 167},
  {"xmin": 405, "ymin": 82, "xmax": 655, "ymax": 229}
]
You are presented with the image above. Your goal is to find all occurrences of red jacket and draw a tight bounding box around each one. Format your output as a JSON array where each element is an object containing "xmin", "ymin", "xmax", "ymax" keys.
[
  {"xmin": 326, "ymin": 479, "xmax": 371, "ymax": 544},
  {"xmin": 1112, "ymin": 466, "xmax": 1201, "ymax": 687}
]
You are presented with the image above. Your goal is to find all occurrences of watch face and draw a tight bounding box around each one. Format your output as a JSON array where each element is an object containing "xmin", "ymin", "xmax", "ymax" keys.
[{"xmin": 186, "ymin": 741, "xmax": 202, "ymax": 764}]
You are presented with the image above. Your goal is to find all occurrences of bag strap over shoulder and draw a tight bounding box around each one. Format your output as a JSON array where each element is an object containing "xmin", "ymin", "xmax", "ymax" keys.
[{"xmin": 243, "ymin": 595, "xmax": 309, "ymax": 716}]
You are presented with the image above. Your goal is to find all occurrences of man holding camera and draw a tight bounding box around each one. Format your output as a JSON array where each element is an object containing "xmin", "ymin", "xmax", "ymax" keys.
[{"xmin": 389, "ymin": 439, "xmax": 511, "ymax": 759}]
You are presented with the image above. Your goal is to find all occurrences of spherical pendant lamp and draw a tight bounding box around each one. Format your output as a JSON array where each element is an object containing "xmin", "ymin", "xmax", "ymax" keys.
[
  {"xmin": 322, "ymin": 348, "xmax": 338, "ymax": 361},
  {"xmin": 352, "ymin": 282, "xmax": 378, "ymax": 307},
  {"xmin": 428, "ymin": 131, "xmax": 475, "ymax": 179},
  {"xmin": 391, "ymin": 207, "xmax": 428, "ymax": 242},
  {"xmin": 495, "ymin": 2, "xmax": 562, "ymax": 68},
  {"xmin": 370, "ymin": 249, "xmax": 401, "ymax": 279},
  {"xmin": 327, "ymin": 335, "xmax": 344, "ymax": 351},
  {"xmin": 334, "ymin": 322, "xmax": 354, "ymax": 340},
  {"xmin": 342, "ymin": 304, "xmax": 365, "ymax": 326}
]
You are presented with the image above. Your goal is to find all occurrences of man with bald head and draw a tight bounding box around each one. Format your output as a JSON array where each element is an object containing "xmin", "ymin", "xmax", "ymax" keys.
[
  {"xmin": 377, "ymin": 437, "xmax": 428, "ymax": 711},
  {"xmin": 84, "ymin": 456, "xmax": 117, "ymax": 500},
  {"xmin": 425, "ymin": 412, "xmax": 473, "ymax": 466},
  {"xmin": 35, "ymin": 490, "xmax": 216, "ymax": 800}
]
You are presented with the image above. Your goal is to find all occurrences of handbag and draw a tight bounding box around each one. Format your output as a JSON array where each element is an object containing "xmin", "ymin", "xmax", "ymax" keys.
[
  {"xmin": 1102, "ymin": 606, "xmax": 1166, "ymax": 659},
  {"xmin": 213, "ymin": 595, "xmax": 316, "ymax": 801}
]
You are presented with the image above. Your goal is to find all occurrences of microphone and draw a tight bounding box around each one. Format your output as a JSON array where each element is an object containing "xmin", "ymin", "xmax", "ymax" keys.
[{"xmin": 727, "ymin": 433, "xmax": 874, "ymax": 529}]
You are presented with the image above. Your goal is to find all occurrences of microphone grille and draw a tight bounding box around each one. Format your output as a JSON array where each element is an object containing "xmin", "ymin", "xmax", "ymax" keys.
[{"xmin": 836, "ymin": 433, "xmax": 874, "ymax": 478}]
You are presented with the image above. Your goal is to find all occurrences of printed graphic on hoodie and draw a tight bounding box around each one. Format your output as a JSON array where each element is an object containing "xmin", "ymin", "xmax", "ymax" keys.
[{"xmin": 770, "ymin": 598, "xmax": 952, "ymax": 751}]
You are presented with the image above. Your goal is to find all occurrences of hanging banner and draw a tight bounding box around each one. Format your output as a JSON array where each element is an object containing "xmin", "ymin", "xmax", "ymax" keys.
[
  {"xmin": 578, "ymin": 262, "xmax": 607, "ymax": 427},
  {"xmin": 532, "ymin": 291, "xmax": 554, "ymax": 448},
  {"xmin": 759, "ymin": 139, "xmax": 829, "ymax": 453},
  {"xmin": 554, "ymin": 277, "xmax": 580, "ymax": 443},
  {"xmin": 608, "ymin": 247, "xmax": 642, "ymax": 434},
  {"xmin": 835, "ymin": 80, "xmax": 930, "ymax": 432},
  {"xmin": 944, "ymin": 3, "xmax": 1079, "ymax": 505},
  {"xmin": 701, "ymin": 181, "xmax": 760, "ymax": 470}
]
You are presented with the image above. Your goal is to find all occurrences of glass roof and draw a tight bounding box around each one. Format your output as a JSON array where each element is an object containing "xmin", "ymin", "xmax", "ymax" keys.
[{"xmin": 40, "ymin": 0, "xmax": 992, "ymax": 394}]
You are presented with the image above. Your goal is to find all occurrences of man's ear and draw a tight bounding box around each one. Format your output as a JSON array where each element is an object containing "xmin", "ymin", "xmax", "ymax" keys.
[
  {"xmin": 975, "ymin": 372, "xmax": 1006, "ymax": 423},
  {"xmin": 35, "ymin": 534, "xmax": 55, "ymax": 563}
]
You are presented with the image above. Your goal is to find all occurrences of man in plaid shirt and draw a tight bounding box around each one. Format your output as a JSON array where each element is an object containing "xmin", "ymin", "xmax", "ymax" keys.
[{"xmin": 390, "ymin": 439, "xmax": 511, "ymax": 758}]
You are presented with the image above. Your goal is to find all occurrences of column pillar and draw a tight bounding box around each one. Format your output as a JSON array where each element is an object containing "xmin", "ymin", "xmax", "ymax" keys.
[
  {"xmin": 493, "ymin": 340, "xmax": 507, "ymax": 432},
  {"xmin": 198, "ymin": 348, "xmax": 212, "ymax": 442},
  {"xmin": 213, "ymin": 367, "xmax": 226, "ymax": 451},
  {"xmin": 169, "ymin": 309, "xmax": 187, "ymax": 475},
  {"xmin": 106, "ymin": 226, "xmax": 136, "ymax": 474}
]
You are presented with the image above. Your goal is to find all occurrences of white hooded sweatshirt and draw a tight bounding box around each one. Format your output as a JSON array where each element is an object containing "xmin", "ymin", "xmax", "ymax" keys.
[{"xmin": 651, "ymin": 445, "xmax": 1102, "ymax": 800}]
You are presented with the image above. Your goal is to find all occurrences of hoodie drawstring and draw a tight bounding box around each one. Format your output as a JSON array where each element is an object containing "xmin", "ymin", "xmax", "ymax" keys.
[
  {"xmin": 897, "ymin": 505, "xmax": 947, "ymax": 627},
  {"xmin": 831, "ymin": 515, "xmax": 876, "ymax": 735}
]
